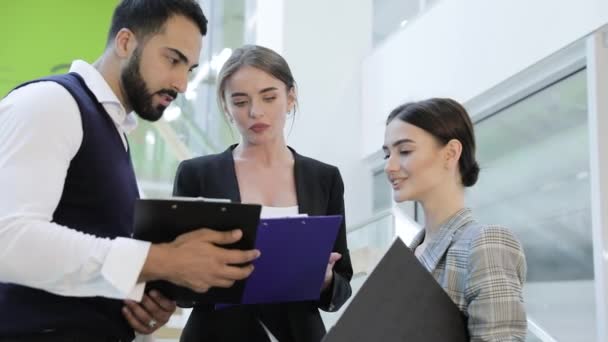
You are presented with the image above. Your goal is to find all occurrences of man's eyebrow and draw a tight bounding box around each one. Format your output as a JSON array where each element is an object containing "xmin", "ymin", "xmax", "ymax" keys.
[{"xmin": 167, "ymin": 47, "xmax": 199, "ymax": 70}]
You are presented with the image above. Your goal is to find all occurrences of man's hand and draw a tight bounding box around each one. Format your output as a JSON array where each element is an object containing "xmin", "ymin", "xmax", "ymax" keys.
[
  {"xmin": 321, "ymin": 252, "xmax": 342, "ymax": 292},
  {"xmin": 122, "ymin": 290, "xmax": 176, "ymax": 335},
  {"xmin": 140, "ymin": 228, "xmax": 261, "ymax": 293}
]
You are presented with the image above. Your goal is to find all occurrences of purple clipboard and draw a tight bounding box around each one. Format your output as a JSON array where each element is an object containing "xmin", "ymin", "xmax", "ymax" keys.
[{"xmin": 216, "ymin": 215, "xmax": 342, "ymax": 308}]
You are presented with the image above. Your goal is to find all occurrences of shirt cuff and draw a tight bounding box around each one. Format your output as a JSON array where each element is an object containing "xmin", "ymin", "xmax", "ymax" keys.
[
  {"xmin": 127, "ymin": 282, "xmax": 146, "ymax": 301},
  {"xmin": 101, "ymin": 237, "xmax": 151, "ymax": 300}
]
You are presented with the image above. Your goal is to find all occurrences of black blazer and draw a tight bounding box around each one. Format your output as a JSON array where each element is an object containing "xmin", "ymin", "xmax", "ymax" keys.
[{"xmin": 173, "ymin": 145, "xmax": 353, "ymax": 342}]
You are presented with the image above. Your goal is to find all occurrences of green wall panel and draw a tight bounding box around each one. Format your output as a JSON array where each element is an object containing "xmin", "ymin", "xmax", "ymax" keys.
[{"xmin": 0, "ymin": 1, "xmax": 117, "ymax": 95}]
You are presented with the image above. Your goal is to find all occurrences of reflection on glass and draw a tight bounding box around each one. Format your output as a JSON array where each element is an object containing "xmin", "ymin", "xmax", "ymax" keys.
[
  {"xmin": 129, "ymin": 120, "xmax": 180, "ymax": 198},
  {"xmin": 373, "ymin": 169, "xmax": 392, "ymax": 212},
  {"xmin": 372, "ymin": 0, "xmax": 439, "ymax": 46},
  {"xmin": 468, "ymin": 69, "xmax": 595, "ymax": 341},
  {"xmin": 348, "ymin": 215, "xmax": 394, "ymax": 253}
]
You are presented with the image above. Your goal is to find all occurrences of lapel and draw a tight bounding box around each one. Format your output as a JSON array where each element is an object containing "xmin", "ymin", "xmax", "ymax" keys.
[
  {"xmin": 222, "ymin": 144, "xmax": 310, "ymax": 212},
  {"xmin": 219, "ymin": 145, "xmax": 242, "ymax": 203},
  {"xmin": 416, "ymin": 208, "xmax": 474, "ymax": 272},
  {"xmin": 409, "ymin": 229, "xmax": 425, "ymax": 250},
  {"xmin": 291, "ymin": 147, "xmax": 314, "ymax": 215}
]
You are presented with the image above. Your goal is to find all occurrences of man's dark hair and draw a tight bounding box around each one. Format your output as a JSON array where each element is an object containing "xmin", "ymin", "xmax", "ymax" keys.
[{"xmin": 107, "ymin": 0, "xmax": 207, "ymax": 45}]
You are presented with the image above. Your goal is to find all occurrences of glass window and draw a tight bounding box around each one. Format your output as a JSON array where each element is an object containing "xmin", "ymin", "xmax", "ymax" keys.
[
  {"xmin": 467, "ymin": 69, "xmax": 595, "ymax": 341},
  {"xmin": 129, "ymin": 121, "xmax": 181, "ymax": 198},
  {"xmin": 373, "ymin": 0, "xmax": 439, "ymax": 46},
  {"xmin": 372, "ymin": 169, "xmax": 392, "ymax": 212}
]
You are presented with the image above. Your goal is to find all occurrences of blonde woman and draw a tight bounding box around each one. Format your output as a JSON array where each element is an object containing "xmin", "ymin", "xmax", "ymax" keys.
[{"xmin": 174, "ymin": 45, "xmax": 353, "ymax": 342}]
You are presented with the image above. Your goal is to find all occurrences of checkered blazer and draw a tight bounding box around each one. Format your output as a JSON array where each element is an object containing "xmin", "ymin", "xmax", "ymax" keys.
[{"xmin": 410, "ymin": 208, "xmax": 527, "ymax": 341}]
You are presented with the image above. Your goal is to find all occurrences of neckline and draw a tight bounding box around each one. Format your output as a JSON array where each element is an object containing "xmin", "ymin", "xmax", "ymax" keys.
[{"xmin": 223, "ymin": 144, "xmax": 301, "ymax": 208}]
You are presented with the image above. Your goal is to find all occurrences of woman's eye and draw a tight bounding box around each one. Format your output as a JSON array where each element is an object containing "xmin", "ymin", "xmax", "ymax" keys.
[
  {"xmin": 233, "ymin": 101, "xmax": 247, "ymax": 107},
  {"xmin": 399, "ymin": 150, "xmax": 411, "ymax": 156},
  {"xmin": 263, "ymin": 96, "xmax": 277, "ymax": 102}
]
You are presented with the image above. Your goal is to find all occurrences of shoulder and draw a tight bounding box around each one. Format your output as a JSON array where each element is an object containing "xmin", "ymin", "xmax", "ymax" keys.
[
  {"xmin": 465, "ymin": 224, "xmax": 523, "ymax": 252},
  {"xmin": 1, "ymin": 81, "xmax": 83, "ymax": 151},
  {"xmin": 456, "ymin": 222, "xmax": 526, "ymax": 275},
  {"xmin": 3, "ymin": 81, "xmax": 80, "ymax": 123},
  {"xmin": 6, "ymin": 79, "xmax": 75, "ymax": 100},
  {"xmin": 179, "ymin": 151, "xmax": 228, "ymax": 170},
  {"xmin": 176, "ymin": 150, "xmax": 231, "ymax": 181},
  {"xmin": 454, "ymin": 222, "xmax": 523, "ymax": 254},
  {"xmin": 294, "ymin": 151, "xmax": 344, "ymax": 195},
  {"xmin": 173, "ymin": 150, "xmax": 233, "ymax": 196},
  {"xmin": 294, "ymin": 151, "xmax": 341, "ymax": 179}
]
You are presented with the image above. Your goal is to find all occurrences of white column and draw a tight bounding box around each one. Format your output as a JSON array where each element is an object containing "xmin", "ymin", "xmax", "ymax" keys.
[
  {"xmin": 251, "ymin": 0, "xmax": 284, "ymax": 53},
  {"xmin": 587, "ymin": 27, "xmax": 608, "ymax": 342},
  {"xmin": 253, "ymin": 0, "xmax": 374, "ymax": 224},
  {"xmin": 283, "ymin": 0, "xmax": 373, "ymax": 224}
]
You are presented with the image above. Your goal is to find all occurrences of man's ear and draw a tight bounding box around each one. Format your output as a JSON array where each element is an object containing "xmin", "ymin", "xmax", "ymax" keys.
[{"xmin": 113, "ymin": 28, "xmax": 138, "ymax": 59}]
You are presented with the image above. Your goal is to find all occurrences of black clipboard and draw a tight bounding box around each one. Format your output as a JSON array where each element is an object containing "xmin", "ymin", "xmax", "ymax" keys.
[
  {"xmin": 323, "ymin": 237, "xmax": 469, "ymax": 342},
  {"xmin": 133, "ymin": 198, "xmax": 262, "ymax": 304}
]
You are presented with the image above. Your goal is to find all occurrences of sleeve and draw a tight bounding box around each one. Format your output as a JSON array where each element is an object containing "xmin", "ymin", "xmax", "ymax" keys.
[
  {"xmin": 318, "ymin": 167, "xmax": 354, "ymax": 312},
  {"xmin": 0, "ymin": 82, "xmax": 150, "ymax": 300},
  {"xmin": 464, "ymin": 226, "xmax": 528, "ymax": 341},
  {"xmin": 173, "ymin": 159, "xmax": 201, "ymax": 197}
]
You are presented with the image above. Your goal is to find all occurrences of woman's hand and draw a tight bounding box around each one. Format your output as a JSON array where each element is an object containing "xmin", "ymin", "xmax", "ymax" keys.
[{"xmin": 321, "ymin": 252, "xmax": 342, "ymax": 292}]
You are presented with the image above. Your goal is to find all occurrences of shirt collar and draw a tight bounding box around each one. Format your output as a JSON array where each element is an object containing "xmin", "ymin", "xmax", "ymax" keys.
[
  {"xmin": 68, "ymin": 60, "xmax": 137, "ymax": 133},
  {"xmin": 410, "ymin": 208, "xmax": 474, "ymax": 272}
]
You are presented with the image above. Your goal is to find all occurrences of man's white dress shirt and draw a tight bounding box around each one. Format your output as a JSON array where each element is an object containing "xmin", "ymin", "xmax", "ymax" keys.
[{"xmin": 0, "ymin": 60, "xmax": 149, "ymax": 300}]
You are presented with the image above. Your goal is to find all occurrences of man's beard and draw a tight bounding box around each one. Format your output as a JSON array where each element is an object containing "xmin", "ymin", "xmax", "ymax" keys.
[{"xmin": 120, "ymin": 48, "xmax": 178, "ymax": 122}]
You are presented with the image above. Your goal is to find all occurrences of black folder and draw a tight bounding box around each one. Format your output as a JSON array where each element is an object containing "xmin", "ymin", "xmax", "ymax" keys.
[
  {"xmin": 133, "ymin": 198, "xmax": 262, "ymax": 304},
  {"xmin": 323, "ymin": 237, "xmax": 469, "ymax": 342}
]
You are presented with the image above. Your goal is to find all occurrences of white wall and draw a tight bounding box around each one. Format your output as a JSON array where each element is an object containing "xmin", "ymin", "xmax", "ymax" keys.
[
  {"xmin": 254, "ymin": 0, "xmax": 375, "ymax": 224},
  {"xmin": 362, "ymin": 0, "xmax": 608, "ymax": 156},
  {"xmin": 253, "ymin": 0, "xmax": 284, "ymax": 53}
]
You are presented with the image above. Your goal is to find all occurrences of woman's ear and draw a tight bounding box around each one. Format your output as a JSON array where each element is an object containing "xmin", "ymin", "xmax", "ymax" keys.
[
  {"xmin": 221, "ymin": 100, "xmax": 233, "ymax": 123},
  {"xmin": 444, "ymin": 139, "xmax": 463, "ymax": 169},
  {"xmin": 225, "ymin": 111, "xmax": 234, "ymax": 124},
  {"xmin": 287, "ymin": 86, "xmax": 296, "ymax": 113}
]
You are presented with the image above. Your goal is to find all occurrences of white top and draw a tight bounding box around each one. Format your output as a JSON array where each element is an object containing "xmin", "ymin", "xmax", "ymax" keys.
[
  {"xmin": 260, "ymin": 205, "xmax": 300, "ymax": 218},
  {"xmin": 258, "ymin": 205, "xmax": 300, "ymax": 342},
  {"xmin": 0, "ymin": 60, "xmax": 149, "ymax": 300}
]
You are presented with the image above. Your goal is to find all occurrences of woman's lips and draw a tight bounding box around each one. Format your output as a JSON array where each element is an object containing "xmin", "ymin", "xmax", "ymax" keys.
[{"xmin": 250, "ymin": 123, "xmax": 270, "ymax": 133}]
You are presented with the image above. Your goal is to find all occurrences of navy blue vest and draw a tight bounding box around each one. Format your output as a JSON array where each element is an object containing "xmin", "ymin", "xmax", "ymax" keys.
[{"xmin": 0, "ymin": 73, "xmax": 139, "ymax": 340}]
